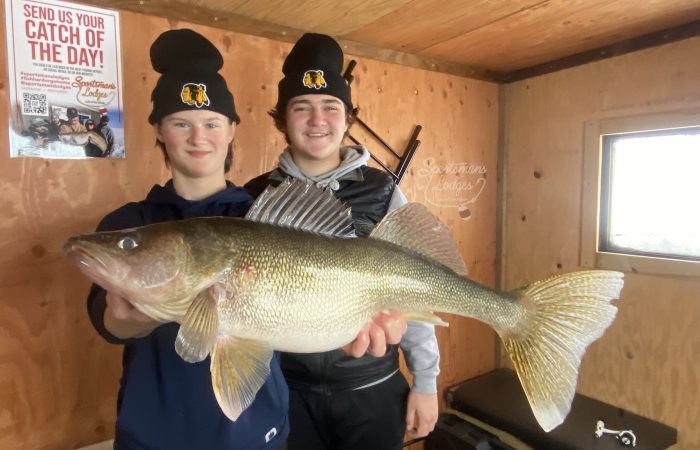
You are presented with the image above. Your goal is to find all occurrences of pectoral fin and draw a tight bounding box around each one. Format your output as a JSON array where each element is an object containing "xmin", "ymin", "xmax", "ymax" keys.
[
  {"xmin": 402, "ymin": 311, "xmax": 449, "ymax": 327},
  {"xmin": 211, "ymin": 336, "xmax": 273, "ymax": 422},
  {"xmin": 175, "ymin": 284, "xmax": 222, "ymax": 363}
]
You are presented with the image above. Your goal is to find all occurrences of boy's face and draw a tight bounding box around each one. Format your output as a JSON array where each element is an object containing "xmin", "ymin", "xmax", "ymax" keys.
[
  {"xmin": 155, "ymin": 109, "xmax": 235, "ymax": 180},
  {"xmin": 284, "ymin": 94, "xmax": 348, "ymax": 169}
]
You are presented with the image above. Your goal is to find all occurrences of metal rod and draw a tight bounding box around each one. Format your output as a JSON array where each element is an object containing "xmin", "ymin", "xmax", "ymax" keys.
[
  {"xmin": 343, "ymin": 59, "xmax": 420, "ymax": 185},
  {"xmin": 355, "ymin": 116, "xmax": 401, "ymax": 158},
  {"xmin": 348, "ymin": 133, "xmax": 399, "ymax": 180},
  {"xmin": 369, "ymin": 153, "xmax": 399, "ymax": 180},
  {"xmin": 343, "ymin": 60, "xmax": 357, "ymax": 83},
  {"xmin": 395, "ymin": 125, "xmax": 422, "ymax": 183}
]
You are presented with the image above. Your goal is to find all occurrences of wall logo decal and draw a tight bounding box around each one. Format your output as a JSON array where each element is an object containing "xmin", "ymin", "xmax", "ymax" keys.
[{"xmin": 416, "ymin": 157, "xmax": 487, "ymax": 220}]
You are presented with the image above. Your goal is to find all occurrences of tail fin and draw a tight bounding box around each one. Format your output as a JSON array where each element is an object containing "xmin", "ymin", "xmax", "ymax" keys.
[{"xmin": 500, "ymin": 270, "xmax": 623, "ymax": 432}]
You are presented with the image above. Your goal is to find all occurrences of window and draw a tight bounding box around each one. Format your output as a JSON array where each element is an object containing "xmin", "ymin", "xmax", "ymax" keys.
[
  {"xmin": 600, "ymin": 128, "xmax": 700, "ymax": 261},
  {"xmin": 582, "ymin": 110, "xmax": 700, "ymax": 277}
]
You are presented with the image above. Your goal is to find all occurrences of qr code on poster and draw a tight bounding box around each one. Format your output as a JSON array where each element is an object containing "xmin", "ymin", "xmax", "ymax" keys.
[{"xmin": 22, "ymin": 93, "xmax": 47, "ymax": 115}]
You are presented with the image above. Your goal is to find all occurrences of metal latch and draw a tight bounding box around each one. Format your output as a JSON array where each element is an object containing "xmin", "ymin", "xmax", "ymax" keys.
[{"xmin": 595, "ymin": 420, "xmax": 637, "ymax": 447}]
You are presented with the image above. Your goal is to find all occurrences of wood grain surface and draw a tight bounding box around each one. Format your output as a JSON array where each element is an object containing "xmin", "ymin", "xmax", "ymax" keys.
[{"xmin": 501, "ymin": 36, "xmax": 700, "ymax": 449}]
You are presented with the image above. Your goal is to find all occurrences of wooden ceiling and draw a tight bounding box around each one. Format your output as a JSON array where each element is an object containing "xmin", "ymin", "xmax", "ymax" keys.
[{"xmin": 85, "ymin": 0, "xmax": 700, "ymax": 82}]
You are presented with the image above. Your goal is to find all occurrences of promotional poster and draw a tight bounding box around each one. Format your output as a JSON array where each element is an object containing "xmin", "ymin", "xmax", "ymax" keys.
[{"xmin": 4, "ymin": 0, "xmax": 124, "ymax": 158}]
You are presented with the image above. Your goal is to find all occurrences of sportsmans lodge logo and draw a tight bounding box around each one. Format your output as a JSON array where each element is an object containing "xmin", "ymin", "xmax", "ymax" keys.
[
  {"xmin": 180, "ymin": 83, "xmax": 210, "ymax": 108},
  {"xmin": 302, "ymin": 70, "xmax": 327, "ymax": 89}
]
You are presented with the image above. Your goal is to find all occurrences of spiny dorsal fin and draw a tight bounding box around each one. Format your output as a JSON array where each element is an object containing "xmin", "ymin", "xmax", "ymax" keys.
[
  {"xmin": 370, "ymin": 203, "xmax": 468, "ymax": 276},
  {"xmin": 245, "ymin": 178, "xmax": 355, "ymax": 238}
]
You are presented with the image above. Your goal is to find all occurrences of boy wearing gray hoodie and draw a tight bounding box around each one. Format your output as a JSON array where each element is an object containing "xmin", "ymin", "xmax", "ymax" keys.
[{"xmin": 245, "ymin": 33, "xmax": 439, "ymax": 450}]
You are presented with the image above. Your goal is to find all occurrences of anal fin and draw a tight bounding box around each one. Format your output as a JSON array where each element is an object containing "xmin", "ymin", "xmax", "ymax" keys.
[
  {"xmin": 402, "ymin": 311, "xmax": 449, "ymax": 327},
  {"xmin": 211, "ymin": 336, "xmax": 273, "ymax": 422}
]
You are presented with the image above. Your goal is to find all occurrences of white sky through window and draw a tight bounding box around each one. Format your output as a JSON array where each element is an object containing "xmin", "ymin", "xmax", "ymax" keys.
[{"xmin": 608, "ymin": 132, "xmax": 700, "ymax": 259}]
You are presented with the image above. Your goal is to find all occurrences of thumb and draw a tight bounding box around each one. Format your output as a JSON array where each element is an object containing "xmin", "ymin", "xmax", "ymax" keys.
[{"xmin": 405, "ymin": 404, "xmax": 416, "ymax": 434}]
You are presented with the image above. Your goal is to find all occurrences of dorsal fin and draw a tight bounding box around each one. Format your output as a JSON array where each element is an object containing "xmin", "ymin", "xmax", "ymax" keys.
[
  {"xmin": 245, "ymin": 178, "xmax": 356, "ymax": 238},
  {"xmin": 370, "ymin": 203, "xmax": 468, "ymax": 276}
]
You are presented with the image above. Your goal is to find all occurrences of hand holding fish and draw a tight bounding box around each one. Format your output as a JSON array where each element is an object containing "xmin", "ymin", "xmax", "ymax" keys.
[
  {"xmin": 405, "ymin": 392, "xmax": 439, "ymax": 438},
  {"xmin": 341, "ymin": 310, "xmax": 407, "ymax": 357},
  {"xmin": 104, "ymin": 292, "xmax": 160, "ymax": 339}
]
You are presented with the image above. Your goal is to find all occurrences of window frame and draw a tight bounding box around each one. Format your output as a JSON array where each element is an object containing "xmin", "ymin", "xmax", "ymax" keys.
[{"xmin": 581, "ymin": 109, "xmax": 700, "ymax": 278}]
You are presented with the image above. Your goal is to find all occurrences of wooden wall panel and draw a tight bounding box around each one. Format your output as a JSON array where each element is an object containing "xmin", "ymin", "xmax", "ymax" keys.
[
  {"xmin": 0, "ymin": 9, "xmax": 500, "ymax": 450},
  {"xmin": 502, "ymin": 36, "xmax": 700, "ymax": 448},
  {"xmin": 349, "ymin": 61, "xmax": 500, "ymax": 449},
  {"xmin": 348, "ymin": 56, "xmax": 500, "ymax": 450}
]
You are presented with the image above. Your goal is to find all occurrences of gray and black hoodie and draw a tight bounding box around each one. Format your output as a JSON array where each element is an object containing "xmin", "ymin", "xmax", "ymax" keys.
[{"xmin": 245, "ymin": 145, "xmax": 440, "ymax": 394}]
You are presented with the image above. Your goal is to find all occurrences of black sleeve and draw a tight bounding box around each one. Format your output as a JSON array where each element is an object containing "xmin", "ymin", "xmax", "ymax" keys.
[
  {"xmin": 86, "ymin": 203, "xmax": 145, "ymax": 345},
  {"xmin": 243, "ymin": 171, "xmax": 282, "ymax": 199}
]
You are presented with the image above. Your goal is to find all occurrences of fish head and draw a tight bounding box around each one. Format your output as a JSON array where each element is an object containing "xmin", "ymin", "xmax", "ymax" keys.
[{"xmin": 64, "ymin": 224, "xmax": 191, "ymax": 303}]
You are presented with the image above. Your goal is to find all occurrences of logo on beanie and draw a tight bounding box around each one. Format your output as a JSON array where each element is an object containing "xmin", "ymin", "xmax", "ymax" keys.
[
  {"xmin": 180, "ymin": 83, "xmax": 210, "ymax": 108},
  {"xmin": 302, "ymin": 70, "xmax": 327, "ymax": 89}
]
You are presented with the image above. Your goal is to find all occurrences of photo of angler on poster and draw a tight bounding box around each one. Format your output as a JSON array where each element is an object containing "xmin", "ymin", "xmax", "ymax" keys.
[{"xmin": 4, "ymin": 0, "xmax": 124, "ymax": 159}]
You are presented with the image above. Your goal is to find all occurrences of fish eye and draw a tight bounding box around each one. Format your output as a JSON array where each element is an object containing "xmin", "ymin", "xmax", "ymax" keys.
[{"xmin": 117, "ymin": 236, "xmax": 139, "ymax": 251}]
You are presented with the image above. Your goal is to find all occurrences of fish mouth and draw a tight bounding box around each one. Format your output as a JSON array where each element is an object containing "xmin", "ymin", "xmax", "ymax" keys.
[
  {"xmin": 63, "ymin": 241, "xmax": 113, "ymax": 286},
  {"xmin": 64, "ymin": 242, "xmax": 102, "ymax": 268},
  {"xmin": 64, "ymin": 241, "xmax": 137, "ymax": 302}
]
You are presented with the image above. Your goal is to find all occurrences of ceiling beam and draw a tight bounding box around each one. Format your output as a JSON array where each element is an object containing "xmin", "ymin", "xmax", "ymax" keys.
[{"xmin": 501, "ymin": 18, "xmax": 700, "ymax": 83}]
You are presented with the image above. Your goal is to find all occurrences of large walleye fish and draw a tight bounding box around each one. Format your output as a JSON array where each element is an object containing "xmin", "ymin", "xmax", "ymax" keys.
[{"xmin": 64, "ymin": 179, "xmax": 623, "ymax": 432}]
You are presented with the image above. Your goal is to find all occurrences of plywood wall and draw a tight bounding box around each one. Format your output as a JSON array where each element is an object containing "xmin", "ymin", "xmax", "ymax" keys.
[
  {"xmin": 502, "ymin": 36, "xmax": 700, "ymax": 448},
  {"xmin": 0, "ymin": 9, "xmax": 500, "ymax": 450}
]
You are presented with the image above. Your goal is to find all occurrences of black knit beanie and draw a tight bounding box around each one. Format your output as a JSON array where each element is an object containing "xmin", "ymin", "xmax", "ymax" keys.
[
  {"xmin": 276, "ymin": 33, "xmax": 352, "ymax": 113},
  {"xmin": 148, "ymin": 29, "xmax": 240, "ymax": 124}
]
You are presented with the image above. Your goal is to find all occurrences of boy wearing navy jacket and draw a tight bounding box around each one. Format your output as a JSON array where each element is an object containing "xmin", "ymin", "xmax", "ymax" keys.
[
  {"xmin": 86, "ymin": 29, "xmax": 288, "ymax": 450},
  {"xmin": 87, "ymin": 29, "xmax": 404, "ymax": 450}
]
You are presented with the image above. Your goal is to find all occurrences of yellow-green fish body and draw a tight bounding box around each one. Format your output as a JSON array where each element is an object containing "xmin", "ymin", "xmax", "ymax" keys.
[{"xmin": 64, "ymin": 180, "xmax": 623, "ymax": 432}]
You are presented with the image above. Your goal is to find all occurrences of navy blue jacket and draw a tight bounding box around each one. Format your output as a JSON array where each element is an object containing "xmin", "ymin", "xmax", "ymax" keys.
[{"xmin": 87, "ymin": 180, "xmax": 289, "ymax": 450}]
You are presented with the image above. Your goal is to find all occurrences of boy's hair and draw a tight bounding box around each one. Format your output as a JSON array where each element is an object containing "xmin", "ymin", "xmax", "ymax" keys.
[
  {"xmin": 268, "ymin": 106, "xmax": 356, "ymax": 145},
  {"xmin": 154, "ymin": 119, "xmax": 234, "ymax": 173}
]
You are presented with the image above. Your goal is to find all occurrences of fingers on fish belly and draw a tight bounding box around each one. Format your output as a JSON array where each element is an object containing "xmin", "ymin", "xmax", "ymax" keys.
[
  {"xmin": 401, "ymin": 311, "xmax": 449, "ymax": 326},
  {"xmin": 499, "ymin": 270, "xmax": 623, "ymax": 432},
  {"xmin": 133, "ymin": 297, "xmax": 191, "ymax": 323}
]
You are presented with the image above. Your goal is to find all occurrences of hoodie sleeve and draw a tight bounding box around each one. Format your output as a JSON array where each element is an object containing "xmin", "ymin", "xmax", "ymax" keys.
[
  {"xmin": 87, "ymin": 203, "xmax": 146, "ymax": 345},
  {"xmin": 386, "ymin": 184, "xmax": 407, "ymax": 214},
  {"xmin": 389, "ymin": 186, "xmax": 441, "ymax": 393}
]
